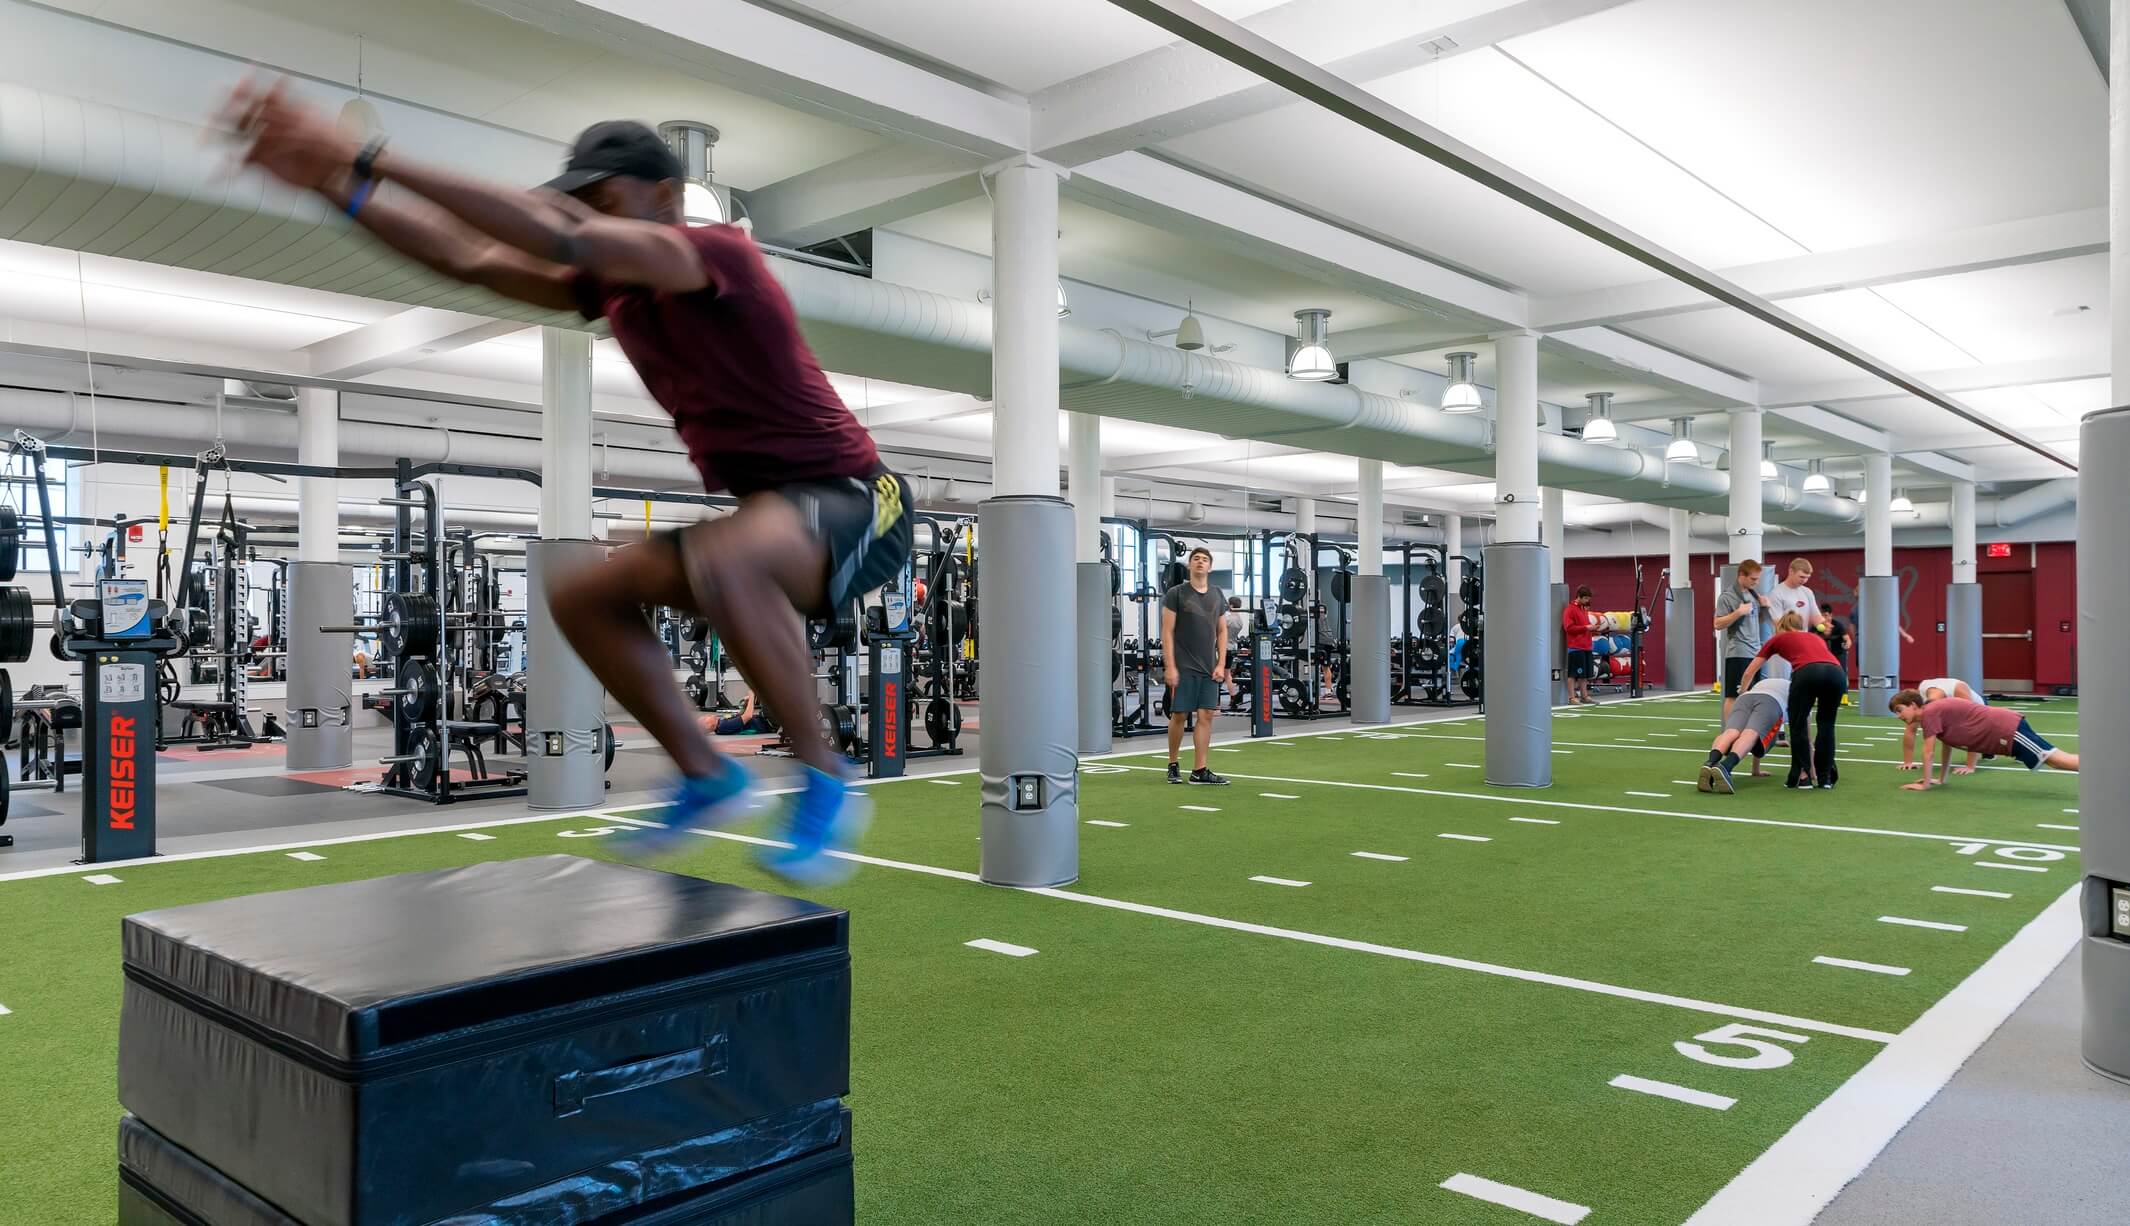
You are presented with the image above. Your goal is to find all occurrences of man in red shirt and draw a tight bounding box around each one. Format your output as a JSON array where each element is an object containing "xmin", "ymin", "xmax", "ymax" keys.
[
  {"xmin": 1889, "ymin": 691, "xmax": 2078, "ymax": 790},
  {"xmin": 220, "ymin": 81, "xmax": 907, "ymax": 882},
  {"xmin": 1562, "ymin": 585, "xmax": 1597, "ymax": 705}
]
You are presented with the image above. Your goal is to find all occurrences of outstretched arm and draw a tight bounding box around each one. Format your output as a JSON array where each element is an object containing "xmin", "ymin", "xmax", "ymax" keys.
[{"xmin": 316, "ymin": 173, "xmax": 576, "ymax": 310}]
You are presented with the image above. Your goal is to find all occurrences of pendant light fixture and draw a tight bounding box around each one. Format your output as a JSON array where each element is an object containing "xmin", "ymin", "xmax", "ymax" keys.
[
  {"xmin": 1759, "ymin": 442, "xmax": 1779, "ymax": 482},
  {"xmin": 659, "ymin": 121, "xmax": 728, "ymax": 225},
  {"xmin": 1665, "ymin": 418, "xmax": 1698, "ymax": 463},
  {"xmin": 1440, "ymin": 351, "xmax": 1483, "ymax": 412},
  {"xmin": 1288, "ymin": 309, "xmax": 1337, "ymax": 381},
  {"xmin": 1581, "ymin": 392, "xmax": 1617, "ymax": 443},
  {"xmin": 1889, "ymin": 488, "xmax": 1915, "ymax": 514},
  {"xmin": 1801, "ymin": 459, "xmax": 1832, "ymax": 494}
]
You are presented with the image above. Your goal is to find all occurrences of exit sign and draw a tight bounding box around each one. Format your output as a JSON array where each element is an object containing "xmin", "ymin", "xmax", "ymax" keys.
[{"xmin": 1985, "ymin": 542, "xmax": 2013, "ymax": 558}]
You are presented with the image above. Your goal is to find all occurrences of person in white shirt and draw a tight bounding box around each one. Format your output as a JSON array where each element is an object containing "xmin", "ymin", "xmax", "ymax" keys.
[
  {"xmin": 1763, "ymin": 558, "xmax": 1825, "ymax": 680},
  {"xmin": 1899, "ymin": 677, "xmax": 1984, "ymax": 774}
]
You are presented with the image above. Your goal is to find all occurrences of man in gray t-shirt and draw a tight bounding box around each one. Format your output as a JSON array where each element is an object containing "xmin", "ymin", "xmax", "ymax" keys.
[
  {"xmin": 1712, "ymin": 560, "xmax": 1771, "ymax": 717},
  {"xmin": 1161, "ymin": 547, "xmax": 1230, "ymax": 785}
]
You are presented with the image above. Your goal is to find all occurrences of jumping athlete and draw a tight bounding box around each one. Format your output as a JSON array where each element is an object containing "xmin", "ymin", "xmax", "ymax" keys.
[
  {"xmin": 217, "ymin": 82, "xmax": 909, "ymax": 881},
  {"xmin": 1889, "ymin": 691, "xmax": 2078, "ymax": 789},
  {"xmin": 1698, "ymin": 676, "xmax": 1788, "ymax": 794}
]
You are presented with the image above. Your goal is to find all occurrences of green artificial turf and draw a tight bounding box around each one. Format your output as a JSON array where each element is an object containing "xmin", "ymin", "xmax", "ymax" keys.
[{"xmin": 0, "ymin": 694, "xmax": 2081, "ymax": 1225}]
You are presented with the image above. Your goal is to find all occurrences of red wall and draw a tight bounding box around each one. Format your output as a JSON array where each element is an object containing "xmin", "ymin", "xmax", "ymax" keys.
[{"xmin": 1565, "ymin": 542, "xmax": 2076, "ymax": 692}]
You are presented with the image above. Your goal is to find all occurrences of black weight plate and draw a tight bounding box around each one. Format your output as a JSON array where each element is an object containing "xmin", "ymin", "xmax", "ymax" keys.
[
  {"xmin": 924, "ymin": 695, "xmax": 963, "ymax": 746},
  {"xmin": 1111, "ymin": 605, "xmax": 1123, "ymax": 642},
  {"xmin": 1279, "ymin": 570, "xmax": 1307, "ymax": 602},
  {"xmin": 159, "ymin": 662, "xmax": 181, "ymax": 707},
  {"xmin": 0, "ymin": 585, "xmax": 32, "ymax": 663},
  {"xmin": 1276, "ymin": 678, "xmax": 1310, "ymax": 717},
  {"xmin": 1419, "ymin": 574, "xmax": 1446, "ymax": 602},
  {"xmin": 1418, "ymin": 606, "xmax": 1447, "ymax": 637},
  {"xmin": 1162, "ymin": 561, "xmax": 1188, "ymax": 590},
  {"xmin": 1457, "ymin": 608, "xmax": 1481, "ymax": 637},
  {"xmin": 383, "ymin": 592, "xmax": 440, "ymax": 660},
  {"xmin": 1329, "ymin": 570, "xmax": 1353, "ymax": 603},
  {"xmin": 1111, "ymin": 649, "xmax": 1123, "ymax": 681},
  {"xmin": 408, "ymin": 726, "xmax": 441, "ymax": 792},
  {"xmin": 604, "ymin": 724, "xmax": 618, "ymax": 772},
  {"xmin": 0, "ymin": 506, "xmax": 17, "ymax": 582},
  {"xmin": 684, "ymin": 674, "xmax": 710, "ymax": 708},
  {"xmin": 1460, "ymin": 669, "xmax": 1484, "ymax": 701},
  {"xmin": 0, "ymin": 666, "xmax": 10, "ymax": 730},
  {"xmin": 396, "ymin": 661, "xmax": 439, "ymax": 723},
  {"xmin": 1460, "ymin": 574, "xmax": 1481, "ymax": 605}
]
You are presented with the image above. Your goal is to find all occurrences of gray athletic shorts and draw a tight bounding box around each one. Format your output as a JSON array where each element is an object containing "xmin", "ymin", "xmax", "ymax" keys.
[
  {"xmin": 1170, "ymin": 671, "xmax": 1222, "ymax": 714},
  {"xmin": 1725, "ymin": 692, "xmax": 1785, "ymax": 756}
]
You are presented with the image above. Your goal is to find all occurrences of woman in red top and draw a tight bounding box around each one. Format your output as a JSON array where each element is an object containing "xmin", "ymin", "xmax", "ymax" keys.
[
  {"xmin": 1737, "ymin": 611, "xmax": 1846, "ymax": 789},
  {"xmin": 1563, "ymin": 585, "xmax": 1598, "ymax": 705}
]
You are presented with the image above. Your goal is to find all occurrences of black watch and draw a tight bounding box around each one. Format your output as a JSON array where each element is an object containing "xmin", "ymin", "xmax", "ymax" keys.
[{"xmin": 353, "ymin": 135, "xmax": 389, "ymax": 182}]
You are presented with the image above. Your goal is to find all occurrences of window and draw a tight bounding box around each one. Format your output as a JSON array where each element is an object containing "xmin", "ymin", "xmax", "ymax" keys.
[{"xmin": 2, "ymin": 458, "xmax": 68, "ymax": 573}]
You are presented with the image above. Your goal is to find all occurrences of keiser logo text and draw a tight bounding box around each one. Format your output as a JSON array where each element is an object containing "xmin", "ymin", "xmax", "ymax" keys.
[{"xmin": 108, "ymin": 715, "xmax": 137, "ymax": 829}]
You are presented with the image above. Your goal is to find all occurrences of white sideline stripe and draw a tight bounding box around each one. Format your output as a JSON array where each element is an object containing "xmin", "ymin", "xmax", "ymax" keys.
[
  {"xmin": 1086, "ymin": 820, "xmax": 1129, "ymax": 828},
  {"xmin": 1402, "ymin": 731, "xmax": 2074, "ymax": 777},
  {"xmin": 1392, "ymin": 772, "xmax": 1431, "ymax": 779},
  {"xmin": 1259, "ymin": 793, "xmax": 1300, "ymax": 800},
  {"xmin": 1649, "ymin": 733, "xmax": 1678, "ymax": 738},
  {"xmin": 1444, "ymin": 761, "xmax": 1482, "ymax": 768},
  {"xmin": 1179, "ymin": 804, "xmax": 1221, "ymax": 812},
  {"xmin": 1609, "ymin": 1074, "xmax": 1736, "ymax": 1111},
  {"xmin": 0, "ymin": 1003, "xmax": 10, "ymax": 1016},
  {"xmin": 1933, "ymin": 886, "xmax": 2011, "ymax": 899},
  {"xmin": 929, "ymin": 779, "xmax": 963, "ymax": 786},
  {"xmin": 1438, "ymin": 833, "xmax": 1492, "ymax": 842},
  {"xmin": 82, "ymin": 874, "xmax": 122, "ymax": 886},
  {"xmin": 457, "ymin": 832, "xmax": 497, "ymax": 841},
  {"xmin": 1351, "ymin": 852, "xmax": 1408, "ymax": 862},
  {"xmin": 2037, "ymin": 823, "xmax": 2078, "ymax": 831},
  {"xmin": 1625, "ymin": 790, "xmax": 1672, "ymax": 798},
  {"xmin": 286, "ymin": 852, "xmax": 325, "ymax": 862},
  {"xmin": 1440, "ymin": 1173, "xmax": 1591, "ymax": 1225},
  {"xmin": 1552, "ymin": 749, "xmax": 1574, "ymax": 755},
  {"xmin": 1671, "ymin": 780, "xmax": 1701, "ymax": 786},
  {"xmin": 1878, "ymin": 916, "xmax": 1968, "ymax": 933},
  {"xmin": 1102, "ymin": 766, "xmax": 2079, "ymax": 853},
  {"xmin": 1978, "ymin": 862, "xmax": 2049, "ymax": 873},
  {"xmin": 1813, "ymin": 956, "xmax": 1911, "ymax": 977},
  {"xmin": 1214, "ymin": 747, "xmax": 1241, "ymax": 752},
  {"xmin": 1684, "ymin": 884, "xmax": 2081, "ymax": 1226},
  {"xmin": 2064, "ymin": 808, "xmax": 2080, "ymax": 814},
  {"xmin": 1510, "ymin": 817, "xmax": 1561, "ymax": 825},
  {"xmin": 964, "ymin": 939, "xmax": 1038, "ymax": 957},
  {"xmin": 1250, "ymin": 875, "xmax": 1311, "ymax": 887}
]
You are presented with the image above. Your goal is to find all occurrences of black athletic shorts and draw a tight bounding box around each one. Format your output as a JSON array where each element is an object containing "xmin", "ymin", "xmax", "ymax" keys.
[
  {"xmin": 1567, "ymin": 649, "xmax": 1594, "ymax": 680},
  {"xmin": 1723, "ymin": 657, "xmax": 1753, "ymax": 698},
  {"xmin": 666, "ymin": 470, "xmax": 914, "ymax": 615}
]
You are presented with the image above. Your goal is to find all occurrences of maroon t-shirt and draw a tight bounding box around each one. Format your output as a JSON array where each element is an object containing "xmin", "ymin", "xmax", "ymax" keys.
[
  {"xmin": 572, "ymin": 224, "xmax": 880, "ymax": 496},
  {"xmin": 1917, "ymin": 698, "xmax": 2022, "ymax": 753},
  {"xmin": 1754, "ymin": 630, "xmax": 1839, "ymax": 670}
]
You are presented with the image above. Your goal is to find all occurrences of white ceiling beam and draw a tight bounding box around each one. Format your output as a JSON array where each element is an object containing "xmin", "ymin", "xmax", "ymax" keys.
[
  {"xmin": 744, "ymin": 147, "xmax": 985, "ymax": 247},
  {"xmin": 850, "ymin": 393, "xmax": 992, "ymax": 429},
  {"xmin": 1763, "ymin": 356, "xmax": 2109, "ymax": 408},
  {"xmin": 303, "ymin": 309, "xmax": 523, "ymax": 380},
  {"xmin": 1542, "ymin": 327, "xmax": 1758, "ymax": 407},
  {"xmin": 1032, "ymin": 0, "xmax": 1634, "ymax": 166},
  {"xmin": 473, "ymin": 0, "xmax": 1029, "ymax": 157},
  {"xmin": 1070, "ymin": 152, "xmax": 1528, "ymax": 327},
  {"xmin": 1111, "ymin": 441, "xmax": 1314, "ymax": 471},
  {"xmin": 1532, "ymin": 208, "xmax": 2107, "ymax": 330},
  {"xmin": 1767, "ymin": 404, "xmax": 1974, "ymax": 482}
]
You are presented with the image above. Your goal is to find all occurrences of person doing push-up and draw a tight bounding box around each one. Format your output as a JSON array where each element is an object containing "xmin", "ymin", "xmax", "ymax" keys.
[{"xmin": 1698, "ymin": 677, "xmax": 1788, "ymax": 794}]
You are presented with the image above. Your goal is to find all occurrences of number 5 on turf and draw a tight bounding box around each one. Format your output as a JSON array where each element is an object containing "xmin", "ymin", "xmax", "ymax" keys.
[{"xmin": 1674, "ymin": 1023, "xmax": 1809, "ymax": 1070}]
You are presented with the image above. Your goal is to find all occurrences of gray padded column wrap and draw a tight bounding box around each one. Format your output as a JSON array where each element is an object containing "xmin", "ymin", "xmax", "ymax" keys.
[
  {"xmin": 1076, "ymin": 562, "xmax": 1114, "ymax": 754},
  {"xmin": 1855, "ymin": 574, "xmax": 1900, "ymax": 718},
  {"xmin": 527, "ymin": 539, "xmax": 608, "ymax": 811},
  {"xmin": 1945, "ymin": 583, "xmax": 1983, "ymax": 692},
  {"xmin": 2079, "ymin": 406, "xmax": 2130, "ymax": 1080},
  {"xmin": 979, "ymin": 497, "xmax": 1079, "ymax": 887},
  {"xmin": 1665, "ymin": 586, "xmax": 1696, "ymax": 693},
  {"xmin": 1349, "ymin": 574, "xmax": 1390, "ymax": 725},
  {"xmin": 1484, "ymin": 542, "xmax": 1552, "ymax": 789},
  {"xmin": 1550, "ymin": 582, "xmax": 1570, "ymax": 705},
  {"xmin": 283, "ymin": 562, "xmax": 353, "ymax": 771}
]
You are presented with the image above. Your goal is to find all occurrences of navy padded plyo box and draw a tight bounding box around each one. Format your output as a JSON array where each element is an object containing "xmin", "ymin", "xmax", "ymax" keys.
[
  {"xmin": 118, "ymin": 856, "xmax": 850, "ymax": 1226},
  {"xmin": 117, "ymin": 1109, "xmax": 856, "ymax": 1226}
]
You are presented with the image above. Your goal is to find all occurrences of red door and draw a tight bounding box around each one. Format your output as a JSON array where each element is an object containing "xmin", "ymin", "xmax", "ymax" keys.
[{"xmin": 1980, "ymin": 570, "xmax": 2035, "ymax": 693}]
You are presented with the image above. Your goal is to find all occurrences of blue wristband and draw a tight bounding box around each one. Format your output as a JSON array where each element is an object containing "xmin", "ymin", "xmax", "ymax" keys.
[{"xmin": 345, "ymin": 177, "xmax": 376, "ymax": 219}]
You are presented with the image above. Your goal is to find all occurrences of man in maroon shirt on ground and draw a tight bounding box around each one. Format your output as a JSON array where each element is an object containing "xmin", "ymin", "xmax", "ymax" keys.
[
  {"xmin": 219, "ymin": 81, "xmax": 907, "ymax": 882},
  {"xmin": 1889, "ymin": 691, "xmax": 2078, "ymax": 790}
]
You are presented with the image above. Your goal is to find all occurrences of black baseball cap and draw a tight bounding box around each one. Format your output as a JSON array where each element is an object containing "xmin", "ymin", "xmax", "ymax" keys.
[{"xmin": 541, "ymin": 121, "xmax": 682, "ymax": 195}]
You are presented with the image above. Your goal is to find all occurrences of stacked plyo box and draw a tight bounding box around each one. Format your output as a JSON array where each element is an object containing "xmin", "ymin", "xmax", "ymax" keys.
[{"xmin": 114, "ymin": 855, "xmax": 854, "ymax": 1225}]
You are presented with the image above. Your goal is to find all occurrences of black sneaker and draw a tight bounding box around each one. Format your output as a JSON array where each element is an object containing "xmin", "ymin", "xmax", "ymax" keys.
[
  {"xmin": 1710, "ymin": 762, "xmax": 1735, "ymax": 795},
  {"xmin": 1167, "ymin": 762, "xmax": 1183, "ymax": 785},
  {"xmin": 1188, "ymin": 768, "xmax": 1230, "ymax": 786}
]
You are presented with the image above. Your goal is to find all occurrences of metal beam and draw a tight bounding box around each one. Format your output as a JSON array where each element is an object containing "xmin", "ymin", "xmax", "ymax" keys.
[
  {"xmin": 1032, "ymin": 0, "xmax": 1633, "ymax": 166},
  {"xmin": 1111, "ymin": 440, "xmax": 1313, "ymax": 471},
  {"xmin": 850, "ymin": 393, "xmax": 993, "ymax": 430},
  {"xmin": 1763, "ymin": 356, "xmax": 2110, "ymax": 408},
  {"xmin": 1531, "ymin": 208, "xmax": 2108, "ymax": 330},
  {"xmin": 1070, "ymin": 152, "xmax": 1527, "ymax": 327},
  {"xmin": 303, "ymin": 309, "xmax": 524, "ymax": 379},
  {"xmin": 1100, "ymin": 0, "xmax": 2075, "ymax": 472},
  {"xmin": 743, "ymin": 147, "xmax": 984, "ymax": 247},
  {"xmin": 1542, "ymin": 328, "xmax": 1758, "ymax": 407}
]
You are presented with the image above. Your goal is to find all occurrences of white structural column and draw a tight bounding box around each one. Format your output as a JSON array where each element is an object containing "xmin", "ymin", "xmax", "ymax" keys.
[
  {"xmin": 1494, "ymin": 331, "xmax": 1542, "ymax": 542},
  {"xmin": 1068, "ymin": 411, "xmax": 1110, "ymax": 753},
  {"xmin": 1945, "ymin": 480, "xmax": 1983, "ymax": 687},
  {"xmin": 1357, "ymin": 461, "xmax": 1384, "ymax": 573},
  {"xmin": 529, "ymin": 326, "xmax": 603, "ymax": 810},
  {"xmin": 1542, "ymin": 487, "xmax": 1565, "ymax": 582},
  {"xmin": 1445, "ymin": 513, "xmax": 1463, "ymax": 624},
  {"xmin": 296, "ymin": 388, "xmax": 338, "ymax": 561},
  {"xmin": 1485, "ymin": 329, "xmax": 1549, "ymax": 786},
  {"xmin": 1665, "ymin": 506, "xmax": 1696, "ymax": 691},
  {"xmin": 540, "ymin": 328, "xmax": 595, "ymax": 538},
  {"xmin": 1856, "ymin": 451, "xmax": 1898, "ymax": 718},
  {"xmin": 1295, "ymin": 496, "xmax": 1317, "ymax": 537},
  {"xmin": 991, "ymin": 158, "xmax": 1063, "ymax": 497},
  {"xmin": 1350, "ymin": 459, "xmax": 1390, "ymax": 723},
  {"xmin": 1068, "ymin": 412, "xmax": 1103, "ymax": 562},
  {"xmin": 980, "ymin": 155, "xmax": 1076, "ymax": 888},
  {"xmin": 1726, "ymin": 408, "xmax": 1765, "ymax": 563},
  {"xmin": 1950, "ymin": 482, "xmax": 1978, "ymax": 584}
]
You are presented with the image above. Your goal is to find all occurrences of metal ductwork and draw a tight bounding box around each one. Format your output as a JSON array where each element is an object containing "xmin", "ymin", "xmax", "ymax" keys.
[{"xmin": 0, "ymin": 81, "xmax": 1860, "ymax": 525}]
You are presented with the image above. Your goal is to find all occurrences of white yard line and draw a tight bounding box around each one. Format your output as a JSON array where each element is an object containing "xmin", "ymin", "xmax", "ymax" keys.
[
  {"xmin": 1102, "ymin": 766, "xmax": 2077, "ymax": 853},
  {"xmin": 964, "ymin": 939, "xmax": 1038, "ymax": 957},
  {"xmin": 81, "ymin": 874, "xmax": 122, "ymax": 886},
  {"xmin": 1086, "ymin": 820, "xmax": 1129, "ymax": 828},
  {"xmin": 1978, "ymin": 862, "xmax": 2050, "ymax": 873},
  {"xmin": 1684, "ymin": 885, "xmax": 2081, "ymax": 1226},
  {"xmin": 2037, "ymin": 823, "xmax": 2079, "ymax": 831},
  {"xmin": 1438, "ymin": 833, "xmax": 1493, "ymax": 843},
  {"xmin": 1878, "ymin": 916, "xmax": 1967, "ymax": 933},
  {"xmin": 1440, "ymin": 1174, "xmax": 1591, "ymax": 1225},
  {"xmin": 1609, "ymin": 1074, "xmax": 1736, "ymax": 1111},
  {"xmin": 1510, "ymin": 817, "xmax": 1561, "ymax": 825},
  {"xmin": 1812, "ymin": 956, "xmax": 1911, "ymax": 977},
  {"xmin": 1351, "ymin": 852, "xmax": 1408, "ymax": 862},
  {"xmin": 1399, "ymin": 731, "xmax": 2072, "ymax": 778},
  {"xmin": 1179, "ymin": 804, "xmax": 1222, "ymax": 813},
  {"xmin": 1932, "ymin": 886, "xmax": 2011, "ymax": 899},
  {"xmin": 1249, "ymin": 875, "xmax": 1311, "ymax": 887}
]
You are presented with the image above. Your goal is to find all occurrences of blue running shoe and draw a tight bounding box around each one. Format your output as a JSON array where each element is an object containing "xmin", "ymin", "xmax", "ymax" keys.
[
  {"xmin": 609, "ymin": 760, "xmax": 764, "ymax": 864},
  {"xmin": 757, "ymin": 767, "xmax": 871, "ymax": 886}
]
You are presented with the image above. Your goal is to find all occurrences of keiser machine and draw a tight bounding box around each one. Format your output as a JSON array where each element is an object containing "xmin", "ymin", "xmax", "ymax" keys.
[{"xmin": 64, "ymin": 576, "xmax": 184, "ymax": 862}]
